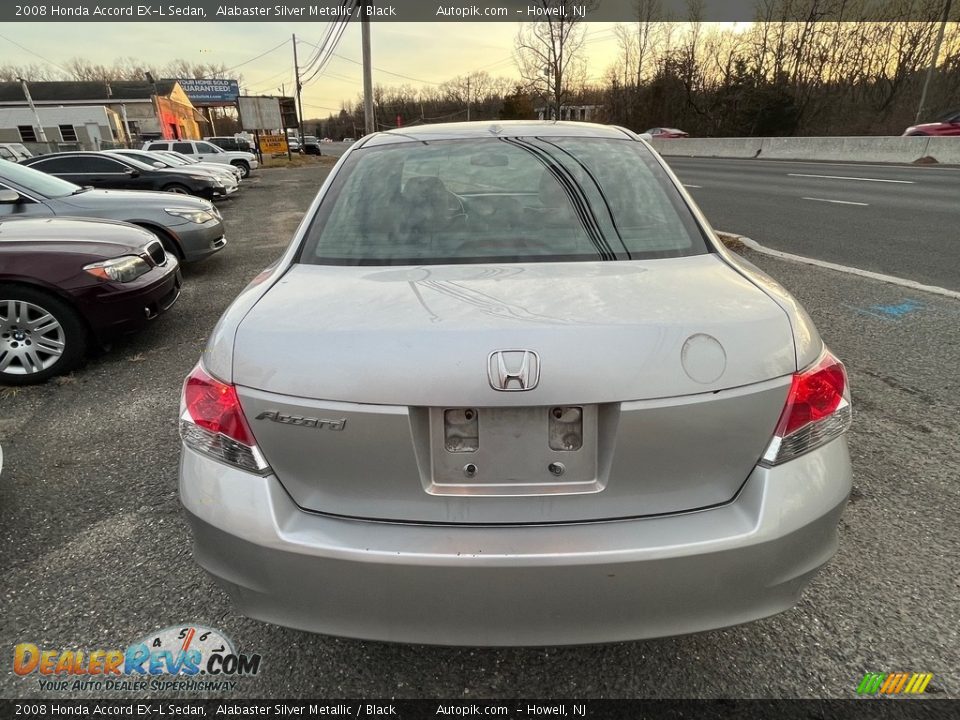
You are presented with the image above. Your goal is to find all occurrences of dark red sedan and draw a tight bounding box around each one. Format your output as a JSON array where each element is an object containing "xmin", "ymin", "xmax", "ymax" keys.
[
  {"xmin": 644, "ymin": 127, "xmax": 690, "ymax": 139},
  {"xmin": 0, "ymin": 216, "xmax": 182, "ymax": 384},
  {"xmin": 903, "ymin": 109, "xmax": 960, "ymax": 136}
]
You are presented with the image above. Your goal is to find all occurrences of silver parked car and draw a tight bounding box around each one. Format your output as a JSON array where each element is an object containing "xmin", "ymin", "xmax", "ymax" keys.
[
  {"xmin": 0, "ymin": 159, "xmax": 225, "ymax": 262},
  {"xmin": 179, "ymin": 121, "xmax": 852, "ymax": 646}
]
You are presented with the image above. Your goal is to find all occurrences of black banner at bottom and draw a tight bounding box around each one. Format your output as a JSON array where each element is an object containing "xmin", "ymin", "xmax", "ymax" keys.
[{"xmin": 1, "ymin": 700, "xmax": 957, "ymax": 720}]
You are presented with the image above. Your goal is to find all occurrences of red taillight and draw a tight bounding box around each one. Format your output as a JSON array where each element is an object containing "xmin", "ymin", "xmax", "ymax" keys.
[
  {"xmin": 183, "ymin": 365, "xmax": 258, "ymax": 445},
  {"xmin": 777, "ymin": 354, "xmax": 847, "ymax": 436},
  {"xmin": 763, "ymin": 348, "xmax": 851, "ymax": 466}
]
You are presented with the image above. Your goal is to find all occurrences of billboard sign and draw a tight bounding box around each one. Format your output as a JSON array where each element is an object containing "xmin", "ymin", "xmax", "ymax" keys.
[
  {"xmin": 279, "ymin": 97, "xmax": 298, "ymax": 129},
  {"xmin": 178, "ymin": 78, "xmax": 239, "ymax": 107},
  {"xmin": 238, "ymin": 96, "xmax": 283, "ymax": 131}
]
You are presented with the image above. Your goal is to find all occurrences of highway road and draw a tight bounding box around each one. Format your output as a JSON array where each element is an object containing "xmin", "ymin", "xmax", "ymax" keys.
[{"xmin": 663, "ymin": 157, "xmax": 960, "ymax": 291}]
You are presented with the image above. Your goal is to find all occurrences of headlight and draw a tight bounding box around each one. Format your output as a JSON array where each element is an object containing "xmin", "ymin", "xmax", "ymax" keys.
[
  {"xmin": 165, "ymin": 207, "xmax": 217, "ymax": 224},
  {"xmin": 83, "ymin": 255, "xmax": 152, "ymax": 283}
]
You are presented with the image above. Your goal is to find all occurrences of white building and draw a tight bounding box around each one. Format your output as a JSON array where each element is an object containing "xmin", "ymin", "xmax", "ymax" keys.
[{"xmin": 0, "ymin": 105, "xmax": 125, "ymax": 151}]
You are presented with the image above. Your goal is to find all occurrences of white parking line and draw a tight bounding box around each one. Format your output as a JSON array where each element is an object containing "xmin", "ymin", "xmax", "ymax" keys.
[
  {"xmin": 788, "ymin": 173, "xmax": 914, "ymax": 184},
  {"xmin": 802, "ymin": 197, "xmax": 869, "ymax": 206},
  {"xmin": 715, "ymin": 232, "xmax": 960, "ymax": 301}
]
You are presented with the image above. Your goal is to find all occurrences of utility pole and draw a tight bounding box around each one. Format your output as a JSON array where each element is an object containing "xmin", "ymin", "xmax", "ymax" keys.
[
  {"xmin": 361, "ymin": 5, "xmax": 375, "ymax": 135},
  {"xmin": 293, "ymin": 33, "xmax": 304, "ymax": 140},
  {"xmin": 915, "ymin": 0, "xmax": 953, "ymax": 125},
  {"xmin": 18, "ymin": 78, "xmax": 49, "ymax": 144}
]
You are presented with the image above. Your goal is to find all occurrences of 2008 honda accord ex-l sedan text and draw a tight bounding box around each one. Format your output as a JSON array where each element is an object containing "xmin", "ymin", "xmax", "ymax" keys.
[{"xmin": 179, "ymin": 121, "xmax": 852, "ymax": 646}]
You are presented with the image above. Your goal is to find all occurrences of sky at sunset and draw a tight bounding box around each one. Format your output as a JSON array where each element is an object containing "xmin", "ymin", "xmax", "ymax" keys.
[{"xmin": 2, "ymin": 22, "xmax": 631, "ymax": 117}]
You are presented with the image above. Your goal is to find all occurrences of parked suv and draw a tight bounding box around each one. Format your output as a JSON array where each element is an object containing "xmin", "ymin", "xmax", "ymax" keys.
[
  {"xmin": 0, "ymin": 143, "xmax": 32, "ymax": 162},
  {"xmin": 143, "ymin": 140, "xmax": 259, "ymax": 178},
  {"xmin": 205, "ymin": 136, "xmax": 254, "ymax": 152}
]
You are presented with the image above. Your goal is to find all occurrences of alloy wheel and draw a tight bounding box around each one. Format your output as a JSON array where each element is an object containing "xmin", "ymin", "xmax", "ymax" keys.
[{"xmin": 0, "ymin": 299, "xmax": 66, "ymax": 376}]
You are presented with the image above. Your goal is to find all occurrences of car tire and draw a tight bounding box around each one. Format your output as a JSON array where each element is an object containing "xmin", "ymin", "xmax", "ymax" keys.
[
  {"xmin": 162, "ymin": 184, "xmax": 192, "ymax": 194},
  {"xmin": 231, "ymin": 160, "xmax": 251, "ymax": 178},
  {"xmin": 0, "ymin": 284, "xmax": 88, "ymax": 385}
]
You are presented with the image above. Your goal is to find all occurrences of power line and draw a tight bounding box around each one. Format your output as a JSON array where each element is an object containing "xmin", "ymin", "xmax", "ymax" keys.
[
  {"xmin": 301, "ymin": 101, "xmax": 343, "ymax": 112},
  {"xmin": 300, "ymin": 15, "xmax": 355, "ymax": 86},
  {"xmin": 298, "ymin": 0, "xmax": 354, "ymax": 75},
  {"xmin": 297, "ymin": 0, "xmax": 356, "ymax": 86},
  {"xmin": 0, "ymin": 32, "xmax": 72, "ymax": 75},
  {"xmin": 245, "ymin": 67, "xmax": 293, "ymax": 92},
  {"xmin": 330, "ymin": 51, "xmax": 443, "ymax": 85},
  {"xmin": 223, "ymin": 38, "xmax": 291, "ymax": 73}
]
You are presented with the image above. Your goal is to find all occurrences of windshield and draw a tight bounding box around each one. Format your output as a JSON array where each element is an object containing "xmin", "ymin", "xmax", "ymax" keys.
[
  {"xmin": 299, "ymin": 136, "xmax": 707, "ymax": 266},
  {"xmin": 0, "ymin": 157, "xmax": 81, "ymax": 198}
]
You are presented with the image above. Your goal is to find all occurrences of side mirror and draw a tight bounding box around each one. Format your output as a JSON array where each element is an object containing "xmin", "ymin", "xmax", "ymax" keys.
[
  {"xmin": 125, "ymin": 168, "xmax": 140, "ymax": 178},
  {"xmin": 152, "ymin": 162, "xmax": 165, "ymax": 168},
  {"xmin": 0, "ymin": 188, "xmax": 21, "ymax": 204}
]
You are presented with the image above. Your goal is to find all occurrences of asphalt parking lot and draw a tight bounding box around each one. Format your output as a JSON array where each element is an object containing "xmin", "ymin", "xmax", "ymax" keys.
[{"xmin": 1, "ymin": 162, "xmax": 958, "ymax": 700}]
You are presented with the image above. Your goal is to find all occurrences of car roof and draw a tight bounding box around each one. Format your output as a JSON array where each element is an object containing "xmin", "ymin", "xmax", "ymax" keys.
[{"xmin": 362, "ymin": 120, "xmax": 634, "ymax": 147}]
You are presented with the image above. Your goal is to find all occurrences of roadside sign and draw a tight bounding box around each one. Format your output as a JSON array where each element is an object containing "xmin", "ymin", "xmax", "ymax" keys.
[
  {"xmin": 178, "ymin": 78, "xmax": 239, "ymax": 107},
  {"xmin": 238, "ymin": 96, "xmax": 283, "ymax": 131},
  {"xmin": 259, "ymin": 134, "xmax": 288, "ymax": 154}
]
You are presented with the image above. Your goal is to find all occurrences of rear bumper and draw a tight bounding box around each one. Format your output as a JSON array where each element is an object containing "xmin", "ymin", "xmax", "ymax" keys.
[{"xmin": 180, "ymin": 438, "xmax": 851, "ymax": 646}]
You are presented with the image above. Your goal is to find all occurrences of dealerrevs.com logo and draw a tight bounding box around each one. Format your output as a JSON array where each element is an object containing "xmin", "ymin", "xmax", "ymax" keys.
[{"xmin": 13, "ymin": 625, "xmax": 261, "ymax": 693}]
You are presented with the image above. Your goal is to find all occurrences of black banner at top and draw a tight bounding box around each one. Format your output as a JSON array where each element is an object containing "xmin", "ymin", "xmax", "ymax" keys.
[
  {"xmin": 0, "ymin": 700, "xmax": 958, "ymax": 720},
  {"xmin": 3, "ymin": 0, "xmax": 960, "ymax": 23}
]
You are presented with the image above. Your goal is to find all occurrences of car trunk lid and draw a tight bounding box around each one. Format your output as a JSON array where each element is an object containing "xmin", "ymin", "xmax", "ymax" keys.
[{"xmin": 233, "ymin": 255, "xmax": 796, "ymax": 523}]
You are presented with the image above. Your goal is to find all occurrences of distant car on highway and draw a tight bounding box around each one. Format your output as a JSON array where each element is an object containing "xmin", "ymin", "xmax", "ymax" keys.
[
  {"xmin": 644, "ymin": 127, "xmax": 689, "ymax": 139},
  {"xmin": 903, "ymin": 109, "xmax": 960, "ymax": 136},
  {"xmin": 342, "ymin": 137, "xmax": 354, "ymax": 143},
  {"xmin": 0, "ymin": 216, "xmax": 181, "ymax": 384},
  {"xmin": 0, "ymin": 158, "xmax": 226, "ymax": 262},
  {"xmin": 179, "ymin": 120, "xmax": 852, "ymax": 646},
  {"xmin": 21, "ymin": 152, "xmax": 228, "ymax": 200}
]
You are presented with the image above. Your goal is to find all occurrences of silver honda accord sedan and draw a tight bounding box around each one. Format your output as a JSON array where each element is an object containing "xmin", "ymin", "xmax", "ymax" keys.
[{"xmin": 179, "ymin": 121, "xmax": 852, "ymax": 646}]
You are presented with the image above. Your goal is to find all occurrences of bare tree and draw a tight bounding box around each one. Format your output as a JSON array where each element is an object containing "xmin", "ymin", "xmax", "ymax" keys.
[
  {"xmin": 514, "ymin": 0, "xmax": 594, "ymax": 119},
  {"xmin": 0, "ymin": 63, "xmax": 62, "ymax": 81}
]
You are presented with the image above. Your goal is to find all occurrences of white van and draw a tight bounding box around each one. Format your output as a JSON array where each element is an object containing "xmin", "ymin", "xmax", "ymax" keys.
[{"xmin": 142, "ymin": 139, "xmax": 259, "ymax": 178}]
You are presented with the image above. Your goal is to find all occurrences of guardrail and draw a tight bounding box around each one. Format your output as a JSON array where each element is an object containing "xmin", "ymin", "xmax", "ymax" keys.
[{"xmin": 651, "ymin": 135, "xmax": 960, "ymax": 165}]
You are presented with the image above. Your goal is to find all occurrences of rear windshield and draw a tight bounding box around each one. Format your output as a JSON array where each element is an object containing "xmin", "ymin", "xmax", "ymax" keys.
[{"xmin": 299, "ymin": 136, "xmax": 707, "ymax": 266}]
